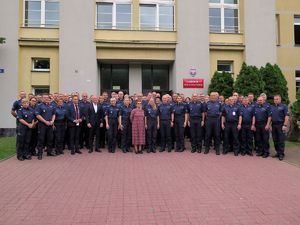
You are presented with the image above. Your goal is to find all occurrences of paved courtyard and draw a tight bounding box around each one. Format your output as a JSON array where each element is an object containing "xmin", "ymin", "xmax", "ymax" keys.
[{"xmin": 0, "ymin": 149, "xmax": 300, "ymax": 225}]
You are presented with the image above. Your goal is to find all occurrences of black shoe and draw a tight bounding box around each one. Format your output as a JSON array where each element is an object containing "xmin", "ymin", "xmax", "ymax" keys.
[
  {"xmin": 234, "ymin": 152, "xmax": 239, "ymax": 156},
  {"xmin": 47, "ymin": 152, "xmax": 56, "ymax": 157},
  {"xmin": 88, "ymin": 149, "xmax": 93, "ymax": 153},
  {"xmin": 95, "ymin": 149, "xmax": 101, "ymax": 152},
  {"xmin": 152, "ymin": 149, "xmax": 156, "ymax": 153},
  {"xmin": 31, "ymin": 152, "xmax": 37, "ymax": 156},
  {"xmin": 272, "ymin": 154, "xmax": 279, "ymax": 158},
  {"xmin": 241, "ymin": 152, "xmax": 246, "ymax": 156},
  {"xmin": 246, "ymin": 151, "xmax": 253, "ymax": 156},
  {"xmin": 216, "ymin": 149, "xmax": 220, "ymax": 155},
  {"xmin": 278, "ymin": 154, "xmax": 284, "ymax": 161},
  {"xmin": 139, "ymin": 151, "xmax": 143, "ymax": 154},
  {"xmin": 38, "ymin": 154, "xmax": 42, "ymax": 160},
  {"xmin": 204, "ymin": 149, "xmax": 209, "ymax": 154},
  {"xmin": 197, "ymin": 148, "xmax": 202, "ymax": 153},
  {"xmin": 24, "ymin": 155, "xmax": 32, "ymax": 160},
  {"xmin": 159, "ymin": 148, "xmax": 165, "ymax": 152},
  {"xmin": 191, "ymin": 148, "xmax": 196, "ymax": 153},
  {"xmin": 262, "ymin": 153, "xmax": 269, "ymax": 158},
  {"xmin": 75, "ymin": 150, "xmax": 82, "ymax": 154},
  {"xmin": 123, "ymin": 149, "xmax": 127, "ymax": 153},
  {"xmin": 71, "ymin": 150, "xmax": 75, "ymax": 155},
  {"xmin": 17, "ymin": 156, "xmax": 24, "ymax": 161},
  {"xmin": 168, "ymin": 149, "xmax": 172, "ymax": 152},
  {"xmin": 256, "ymin": 152, "xmax": 264, "ymax": 157}
]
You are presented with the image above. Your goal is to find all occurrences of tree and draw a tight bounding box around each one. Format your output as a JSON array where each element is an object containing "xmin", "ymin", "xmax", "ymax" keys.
[
  {"xmin": 260, "ymin": 63, "xmax": 289, "ymax": 104},
  {"xmin": 234, "ymin": 62, "xmax": 265, "ymax": 97},
  {"xmin": 208, "ymin": 71, "xmax": 234, "ymax": 98},
  {"xmin": 288, "ymin": 88, "xmax": 300, "ymax": 141},
  {"xmin": 0, "ymin": 37, "xmax": 5, "ymax": 44}
]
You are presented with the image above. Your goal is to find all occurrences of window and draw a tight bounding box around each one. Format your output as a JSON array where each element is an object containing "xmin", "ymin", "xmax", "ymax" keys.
[
  {"xmin": 217, "ymin": 61, "xmax": 233, "ymax": 73},
  {"xmin": 32, "ymin": 58, "xmax": 50, "ymax": 71},
  {"xmin": 296, "ymin": 71, "xmax": 300, "ymax": 93},
  {"xmin": 96, "ymin": 1, "xmax": 132, "ymax": 29},
  {"xmin": 142, "ymin": 64, "xmax": 169, "ymax": 94},
  {"xmin": 140, "ymin": 0, "xmax": 174, "ymax": 31},
  {"xmin": 294, "ymin": 16, "xmax": 300, "ymax": 45},
  {"xmin": 209, "ymin": 0, "xmax": 239, "ymax": 33},
  {"xmin": 24, "ymin": 0, "xmax": 59, "ymax": 27},
  {"xmin": 32, "ymin": 86, "xmax": 50, "ymax": 95},
  {"xmin": 100, "ymin": 64, "xmax": 129, "ymax": 94}
]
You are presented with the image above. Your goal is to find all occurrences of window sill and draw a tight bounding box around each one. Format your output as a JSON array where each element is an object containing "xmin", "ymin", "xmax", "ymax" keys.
[
  {"xmin": 31, "ymin": 70, "xmax": 50, "ymax": 73},
  {"xmin": 210, "ymin": 32, "xmax": 243, "ymax": 35},
  {"xmin": 95, "ymin": 28, "xmax": 176, "ymax": 33},
  {"xmin": 21, "ymin": 26, "xmax": 59, "ymax": 29}
]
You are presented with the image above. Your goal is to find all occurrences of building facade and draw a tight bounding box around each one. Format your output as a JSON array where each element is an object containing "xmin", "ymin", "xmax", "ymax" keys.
[{"xmin": 0, "ymin": 0, "xmax": 299, "ymax": 130}]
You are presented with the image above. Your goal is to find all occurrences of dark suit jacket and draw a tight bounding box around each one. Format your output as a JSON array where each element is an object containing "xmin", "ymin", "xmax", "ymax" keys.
[
  {"xmin": 66, "ymin": 103, "xmax": 84, "ymax": 127},
  {"xmin": 86, "ymin": 103, "xmax": 103, "ymax": 126}
]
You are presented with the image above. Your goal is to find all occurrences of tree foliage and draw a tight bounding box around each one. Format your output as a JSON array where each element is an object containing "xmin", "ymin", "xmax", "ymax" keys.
[{"xmin": 208, "ymin": 71, "xmax": 234, "ymax": 98}]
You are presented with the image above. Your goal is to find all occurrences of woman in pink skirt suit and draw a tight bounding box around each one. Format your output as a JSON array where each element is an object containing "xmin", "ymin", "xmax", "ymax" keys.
[{"xmin": 130, "ymin": 101, "xmax": 145, "ymax": 154}]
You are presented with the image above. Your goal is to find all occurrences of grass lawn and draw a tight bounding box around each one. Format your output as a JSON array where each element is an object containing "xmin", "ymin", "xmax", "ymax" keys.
[{"xmin": 0, "ymin": 137, "xmax": 16, "ymax": 160}]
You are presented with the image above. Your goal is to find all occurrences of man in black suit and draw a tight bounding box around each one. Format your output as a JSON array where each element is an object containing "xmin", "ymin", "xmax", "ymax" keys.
[
  {"xmin": 66, "ymin": 95, "xmax": 83, "ymax": 155},
  {"xmin": 86, "ymin": 95, "xmax": 103, "ymax": 153}
]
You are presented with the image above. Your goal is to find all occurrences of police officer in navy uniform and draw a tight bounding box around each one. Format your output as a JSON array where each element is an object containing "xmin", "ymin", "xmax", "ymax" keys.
[
  {"xmin": 221, "ymin": 97, "xmax": 242, "ymax": 156},
  {"xmin": 66, "ymin": 95, "xmax": 84, "ymax": 155},
  {"xmin": 54, "ymin": 98, "xmax": 66, "ymax": 155},
  {"xmin": 172, "ymin": 95, "xmax": 188, "ymax": 152},
  {"xmin": 79, "ymin": 93, "xmax": 90, "ymax": 149},
  {"xmin": 29, "ymin": 97, "xmax": 39, "ymax": 156},
  {"xmin": 270, "ymin": 95, "xmax": 289, "ymax": 161},
  {"xmin": 253, "ymin": 96, "xmax": 272, "ymax": 158},
  {"xmin": 203, "ymin": 92, "xmax": 222, "ymax": 155},
  {"xmin": 158, "ymin": 95, "xmax": 173, "ymax": 152},
  {"xmin": 16, "ymin": 99, "xmax": 35, "ymax": 161},
  {"xmin": 35, "ymin": 94, "xmax": 56, "ymax": 160},
  {"xmin": 239, "ymin": 97, "xmax": 255, "ymax": 156},
  {"xmin": 145, "ymin": 98, "xmax": 159, "ymax": 153},
  {"xmin": 86, "ymin": 95, "xmax": 104, "ymax": 153},
  {"xmin": 105, "ymin": 97, "xmax": 120, "ymax": 153},
  {"xmin": 11, "ymin": 91, "xmax": 27, "ymax": 136},
  {"xmin": 119, "ymin": 97, "xmax": 133, "ymax": 153},
  {"xmin": 188, "ymin": 93, "xmax": 205, "ymax": 153}
]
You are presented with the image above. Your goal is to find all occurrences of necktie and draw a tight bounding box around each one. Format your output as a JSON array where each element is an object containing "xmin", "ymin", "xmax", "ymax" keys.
[{"xmin": 75, "ymin": 104, "xmax": 79, "ymax": 120}]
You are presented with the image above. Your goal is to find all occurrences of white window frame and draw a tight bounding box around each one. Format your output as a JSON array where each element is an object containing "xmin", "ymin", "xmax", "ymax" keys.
[
  {"xmin": 296, "ymin": 71, "xmax": 300, "ymax": 92},
  {"xmin": 209, "ymin": 0, "xmax": 239, "ymax": 33},
  {"xmin": 32, "ymin": 58, "xmax": 50, "ymax": 72},
  {"xmin": 217, "ymin": 61, "xmax": 233, "ymax": 73},
  {"xmin": 96, "ymin": 0, "xmax": 132, "ymax": 30},
  {"xmin": 23, "ymin": 0, "xmax": 59, "ymax": 28},
  {"xmin": 139, "ymin": 0, "xmax": 174, "ymax": 31}
]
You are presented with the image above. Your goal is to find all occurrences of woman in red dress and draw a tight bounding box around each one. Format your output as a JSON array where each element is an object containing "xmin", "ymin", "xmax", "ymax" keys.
[{"xmin": 130, "ymin": 101, "xmax": 145, "ymax": 154}]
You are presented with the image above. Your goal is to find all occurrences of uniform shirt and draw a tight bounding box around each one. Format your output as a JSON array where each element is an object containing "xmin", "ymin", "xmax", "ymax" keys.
[
  {"xmin": 35, "ymin": 102, "xmax": 56, "ymax": 121},
  {"xmin": 204, "ymin": 101, "xmax": 222, "ymax": 118},
  {"xmin": 17, "ymin": 107, "xmax": 35, "ymax": 124},
  {"xmin": 50, "ymin": 101, "xmax": 58, "ymax": 108},
  {"xmin": 188, "ymin": 101, "xmax": 203, "ymax": 118},
  {"xmin": 240, "ymin": 104, "xmax": 254, "ymax": 124},
  {"xmin": 158, "ymin": 103, "xmax": 173, "ymax": 120},
  {"xmin": 270, "ymin": 103, "xmax": 289, "ymax": 124},
  {"xmin": 55, "ymin": 105, "xmax": 67, "ymax": 121},
  {"xmin": 145, "ymin": 105, "xmax": 159, "ymax": 120},
  {"xmin": 254, "ymin": 104, "xmax": 271, "ymax": 124},
  {"xmin": 12, "ymin": 99, "xmax": 22, "ymax": 112},
  {"xmin": 119, "ymin": 105, "xmax": 133, "ymax": 120},
  {"xmin": 222, "ymin": 104, "xmax": 240, "ymax": 123},
  {"xmin": 172, "ymin": 103, "xmax": 188, "ymax": 118},
  {"xmin": 79, "ymin": 100, "xmax": 89, "ymax": 119},
  {"xmin": 106, "ymin": 105, "xmax": 120, "ymax": 119},
  {"xmin": 117, "ymin": 99, "xmax": 124, "ymax": 108},
  {"xmin": 102, "ymin": 101, "xmax": 110, "ymax": 113}
]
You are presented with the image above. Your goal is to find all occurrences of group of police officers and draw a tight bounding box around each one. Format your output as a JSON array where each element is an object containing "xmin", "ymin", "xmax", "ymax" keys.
[{"xmin": 11, "ymin": 90, "xmax": 289, "ymax": 161}]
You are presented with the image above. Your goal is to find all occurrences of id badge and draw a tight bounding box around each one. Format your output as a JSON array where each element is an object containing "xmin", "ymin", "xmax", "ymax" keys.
[{"xmin": 232, "ymin": 111, "xmax": 236, "ymax": 116}]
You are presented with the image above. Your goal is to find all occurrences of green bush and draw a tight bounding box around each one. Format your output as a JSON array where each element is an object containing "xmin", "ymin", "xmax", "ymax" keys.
[
  {"xmin": 234, "ymin": 62, "xmax": 265, "ymax": 97},
  {"xmin": 208, "ymin": 71, "xmax": 234, "ymax": 98},
  {"xmin": 260, "ymin": 63, "xmax": 289, "ymax": 104}
]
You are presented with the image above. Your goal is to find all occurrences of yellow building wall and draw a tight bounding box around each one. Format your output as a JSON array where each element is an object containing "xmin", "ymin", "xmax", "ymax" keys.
[
  {"xmin": 18, "ymin": 47, "xmax": 59, "ymax": 94},
  {"xmin": 210, "ymin": 50, "xmax": 244, "ymax": 80},
  {"xmin": 276, "ymin": 0, "xmax": 300, "ymax": 102}
]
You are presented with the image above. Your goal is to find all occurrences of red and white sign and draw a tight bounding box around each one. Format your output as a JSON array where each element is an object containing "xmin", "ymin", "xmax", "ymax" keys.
[{"xmin": 183, "ymin": 78, "xmax": 204, "ymax": 89}]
